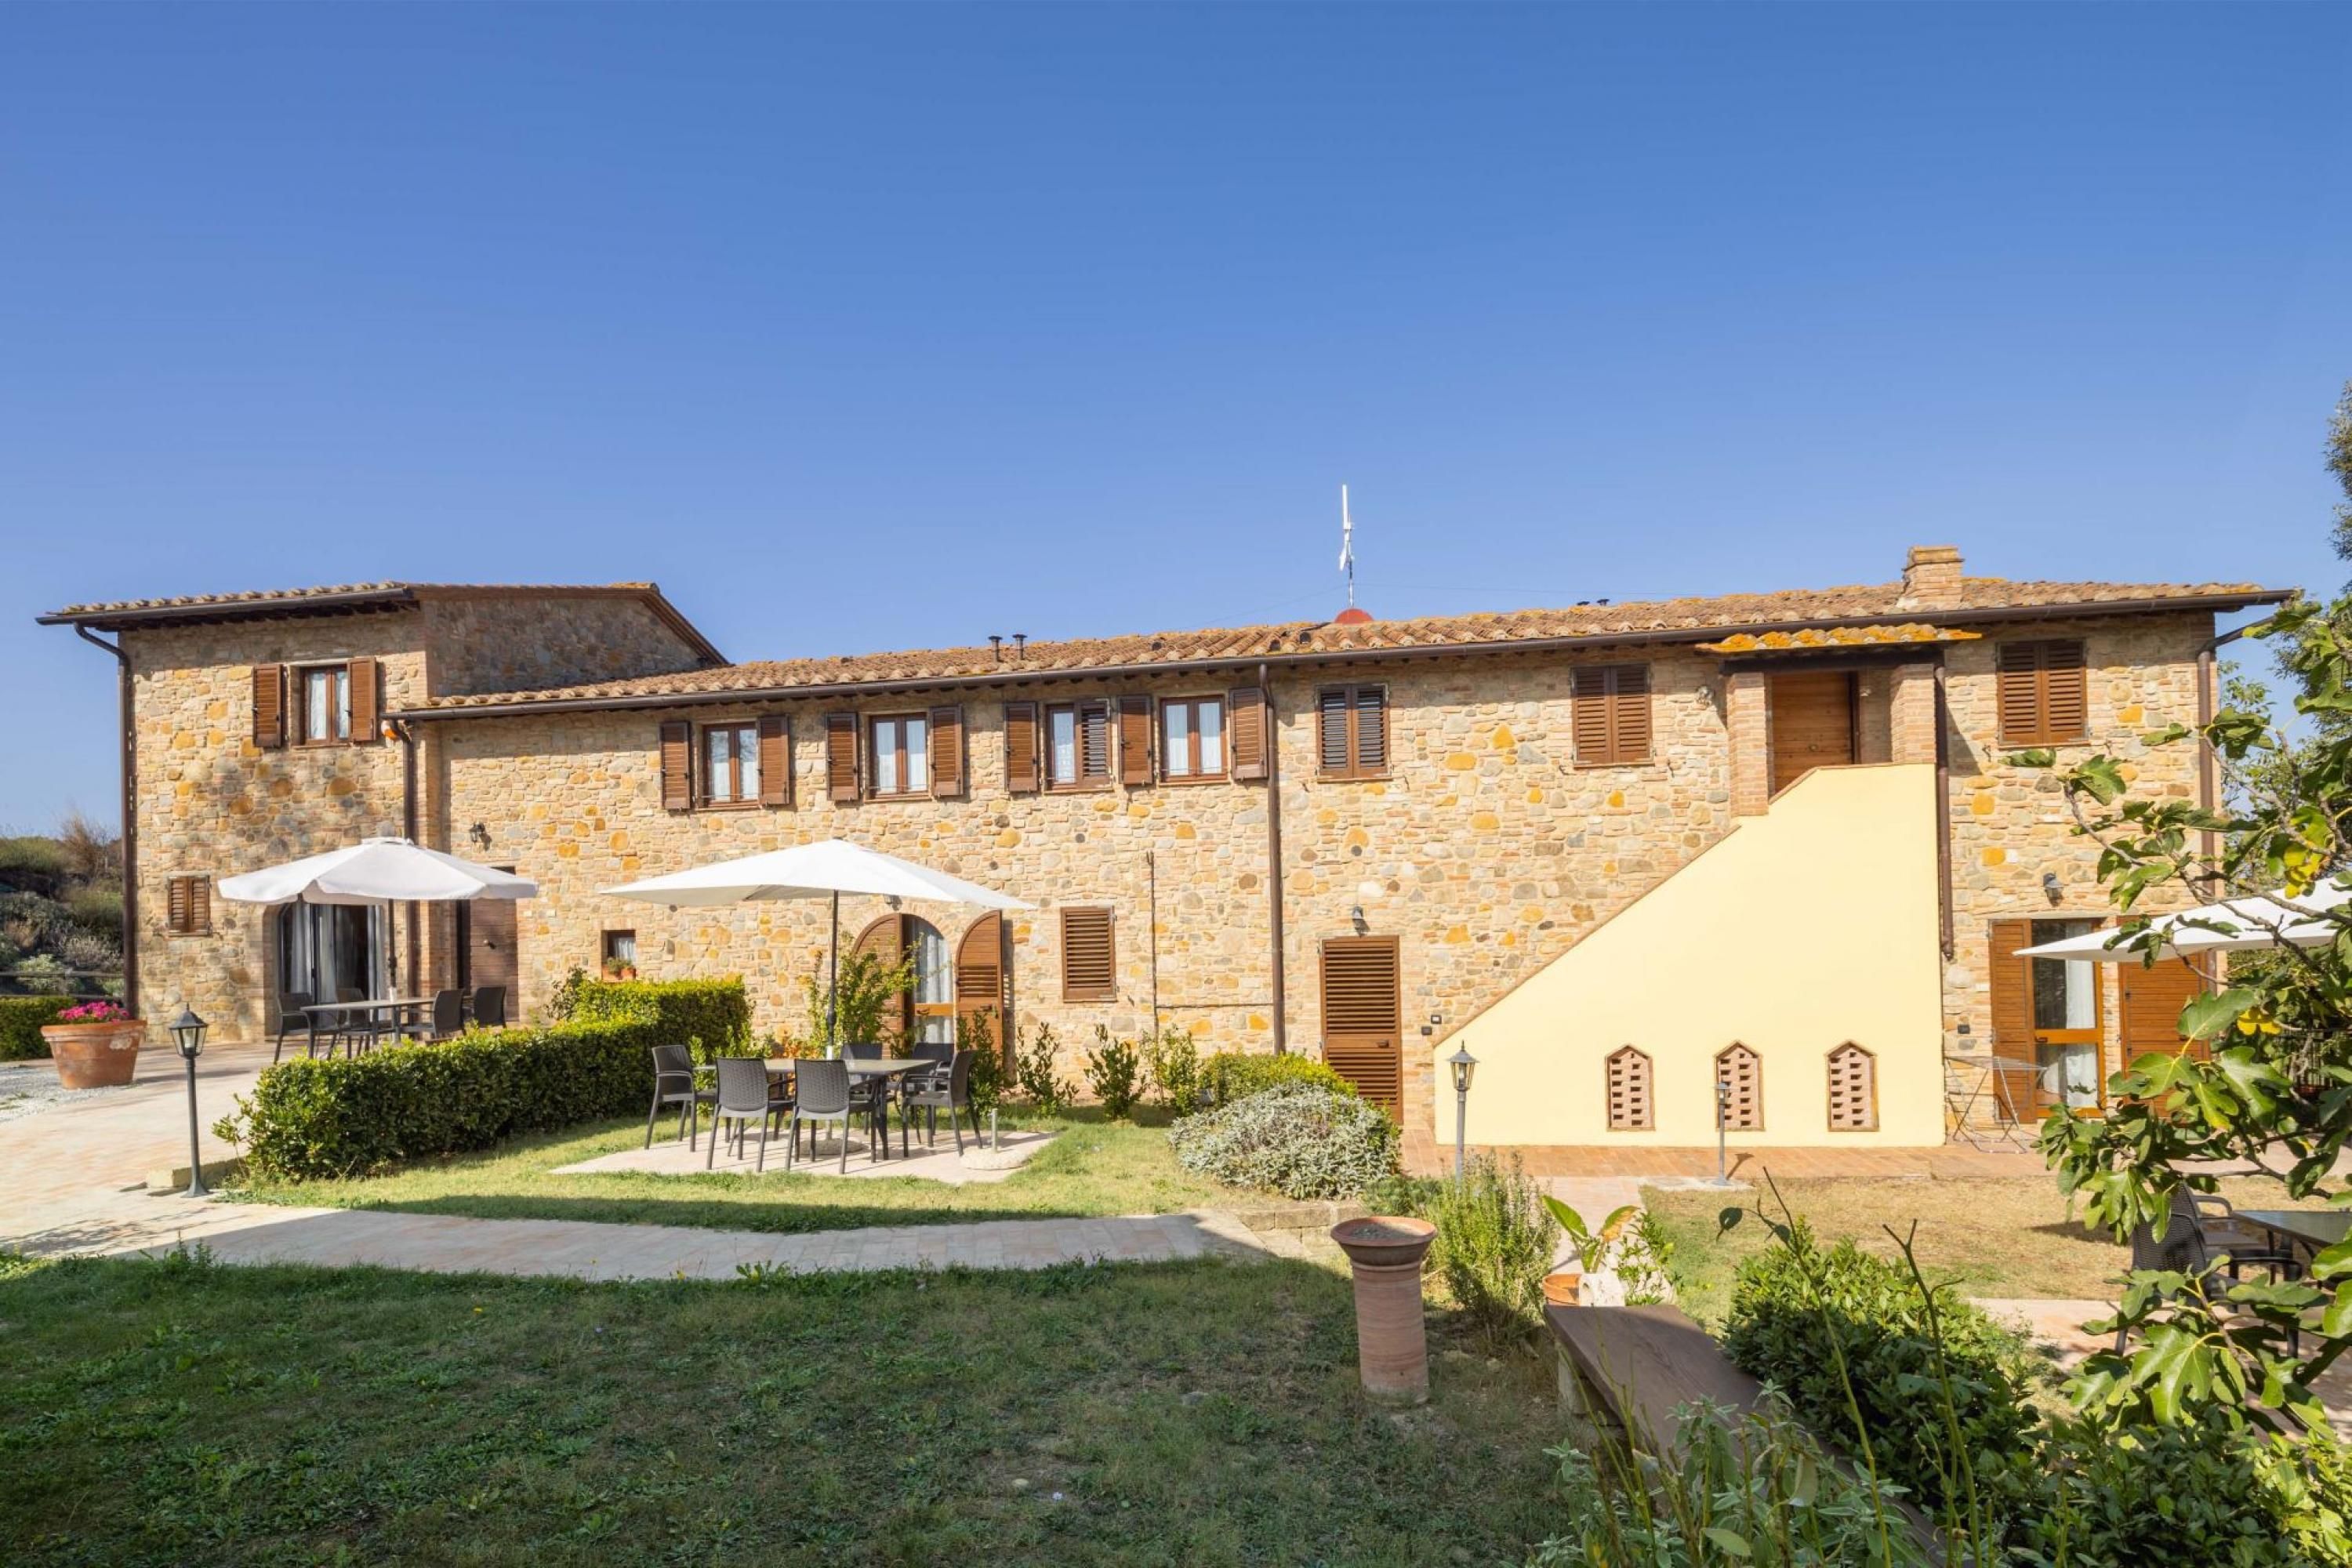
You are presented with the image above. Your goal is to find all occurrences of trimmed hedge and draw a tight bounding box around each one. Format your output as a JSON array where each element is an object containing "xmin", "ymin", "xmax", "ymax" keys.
[
  {"xmin": 0, "ymin": 996, "xmax": 71, "ymax": 1060},
  {"xmin": 568, "ymin": 975, "xmax": 751, "ymax": 1062},
  {"xmin": 1200, "ymin": 1051, "xmax": 1355, "ymax": 1109}
]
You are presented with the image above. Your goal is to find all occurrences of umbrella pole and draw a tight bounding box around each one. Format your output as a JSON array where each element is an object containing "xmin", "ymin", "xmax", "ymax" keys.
[{"xmin": 827, "ymin": 890, "xmax": 840, "ymax": 1058}]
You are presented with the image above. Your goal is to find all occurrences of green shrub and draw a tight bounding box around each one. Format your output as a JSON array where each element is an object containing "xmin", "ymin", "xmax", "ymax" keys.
[
  {"xmin": 0, "ymin": 837, "xmax": 68, "ymax": 895},
  {"xmin": 1142, "ymin": 1027, "xmax": 1203, "ymax": 1111},
  {"xmin": 64, "ymin": 885, "xmax": 123, "ymax": 941},
  {"xmin": 567, "ymin": 975, "xmax": 750, "ymax": 1063},
  {"xmin": 1166, "ymin": 1085, "xmax": 1396, "ymax": 1200},
  {"xmin": 1014, "ymin": 1022, "xmax": 1073, "ymax": 1112},
  {"xmin": 2021, "ymin": 1412, "xmax": 2303, "ymax": 1567},
  {"xmin": 7, "ymin": 954, "xmax": 73, "ymax": 996},
  {"xmin": 1420, "ymin": 1153, "xmax": 1553, "ymax": 1338},
  {"xmin": 1199, "ymin": 1050, "xmax": 1354, "ymax": 1109},
  {"xmin": 0, "ymin": 996, "xmax": 71, "ymax": 1059},
  {"xmin": 799, "ymin": 949, "xmax": 914, "ymax": 1054},
  {"xmin": 959, "ymin": 1007, "xmax": 1007, "ymax": 1113},
  {"xmin": 1721, "ymin": 1219, "xmax": 2040, "ymax": 1523},
  {"xmin": 1083, "ymin": 1025, "xmax": 1143, "ymax": 1119},
  {"xmin": 222, "ymin": 1010, "xmax": 668, "ymax": 1181}
]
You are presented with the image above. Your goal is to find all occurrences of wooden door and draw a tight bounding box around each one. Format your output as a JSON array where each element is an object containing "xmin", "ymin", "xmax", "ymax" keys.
[
  {"xmin": 1768, "ymin": 671, "xmax": 1857, "ymax": 795},
  {"xmin": 2120, "ymin": 957, "xmax": 2209, "ymax": 1067},
  {"xmin": 466, "ymin": 871, "xmax": 520, "ymax": 1000},
  {"xmin": 955, "ymin": 913, "xmax": 1008, "ymax": 1059},
  {"xmin": 1988, "ymin": 916, "xmax": 2105, "ymax": 1115},
  {"xmin": 1320, "ymin": 936, "xmax": 1402, "ymax": 1112}
]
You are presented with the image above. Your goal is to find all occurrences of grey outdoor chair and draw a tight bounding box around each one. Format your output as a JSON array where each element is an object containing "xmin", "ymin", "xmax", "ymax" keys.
[
  {"xmin": 332, "ymin": 986, "xmax": 379, "ymax": 1056},
  {"xmin": 786, "ymin": 1058, "xmax": 866, "ymax": 1174},
  {"xmin": 904, "ymin": 1049, "xmax": 980, "ymax": 1154},
  {"xmin": 2118, "ymin": 1186, "xmax": 2304, "ymax": 1354},
  {"xmin": 647, "ymin": 1044, "xmax": 717, "ymax": 1150},
  {"xmin": 706, "ymin": 1058, "xmax": 779, "ymax": 1173},
  {"xmin": 272, "ymin": 991, "xmax": 314, "ymax": 1063},
  {"xmin": 470, "ymin": 985, "xmax": 508, "ymax": 1029}
]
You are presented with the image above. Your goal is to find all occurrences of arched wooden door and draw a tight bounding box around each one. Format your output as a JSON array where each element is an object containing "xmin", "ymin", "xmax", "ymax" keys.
[
  {"xmin": 851, "ymin": 913, "xmax": 952, "ymax": 1044},
  {"xmin": 956, "ymin": 912, "xmax": 1010, "ymax": 1058}
]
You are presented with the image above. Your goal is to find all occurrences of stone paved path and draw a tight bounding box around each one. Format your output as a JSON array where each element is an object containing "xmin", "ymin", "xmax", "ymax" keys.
[{"xmin": 0, "ymin": 1040, "xmax": 1279, "ymax": 1280}]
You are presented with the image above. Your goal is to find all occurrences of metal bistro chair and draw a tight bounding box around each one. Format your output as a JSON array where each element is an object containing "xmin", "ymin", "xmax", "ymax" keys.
[
  {"xmin": 706, "ymin": 1058, "xmax": 781, "ymax": 1173},
  {"xmin": 2118, "ymin": 1186, "xmax": 2305, "ymax": 1355},
  {"xmin": 332, "ymin": 987, "xmax": 380, "ymax": 1057},
  {"xmin": 470, "ymin": 985, "xmax": 508, "ymax": 1030},
  {"xmin": 904, "ymin": 1049, "xmax": 981, "ymax": 1155},
  {"xmin": 787, "ymin": 1058, "xmax": 866, "ymax": 1174},
  {"xmin": 272, "ymin": 991, "xmax": 314, "ymax": 1063},
  {"xmin": 647, "ymin": 1044, "xmax": 718, "ymax": 1151}
]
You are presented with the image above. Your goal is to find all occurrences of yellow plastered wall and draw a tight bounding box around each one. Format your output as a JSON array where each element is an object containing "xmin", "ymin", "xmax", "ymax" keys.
[{"xmin": 1429, "ymin": 763, "xmax": 1945, "ymax": 1148}]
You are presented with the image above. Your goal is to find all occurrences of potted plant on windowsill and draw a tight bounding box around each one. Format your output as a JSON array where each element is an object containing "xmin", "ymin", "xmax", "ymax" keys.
[{"xmin": 41, "ymin": 1000, "xmax": 145, "ymax": 1090}]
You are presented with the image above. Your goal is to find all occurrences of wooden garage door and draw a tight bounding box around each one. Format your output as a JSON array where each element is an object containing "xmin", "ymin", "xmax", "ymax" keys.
[
  {"xmin": 1768, "ymin": 671, "xmax": 1857, "ymax": 795},
  {"xmin": 1321, "ymin": 936, "xmax": 1402, "ymax": 1112}
]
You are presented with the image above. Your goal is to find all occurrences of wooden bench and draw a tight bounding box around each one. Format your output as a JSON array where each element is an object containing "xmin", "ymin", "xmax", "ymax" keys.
[{"xmin": 1545, "ymin": 1303, "xmax": 1770, "ymax": 1450}]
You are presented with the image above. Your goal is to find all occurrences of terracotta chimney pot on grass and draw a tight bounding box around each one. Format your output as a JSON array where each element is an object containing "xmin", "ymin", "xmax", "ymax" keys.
[{"xmin": 1329, "ymin": 1215, "xmax": 1439, "ymax": 1404}]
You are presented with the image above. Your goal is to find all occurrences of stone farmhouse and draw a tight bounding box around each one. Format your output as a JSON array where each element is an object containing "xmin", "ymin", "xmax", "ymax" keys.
[{"xmin": 42, "ymin": 546, "xmax": 2290, "ymax": 1167}]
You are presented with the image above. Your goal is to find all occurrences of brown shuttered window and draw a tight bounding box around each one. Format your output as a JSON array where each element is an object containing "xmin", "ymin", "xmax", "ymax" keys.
[
  {"xmin": 1715, "ymin": 1043, "xmax": 1764, "ymax": 1131},
  {"xmin": 659, "ymin": 720, "xmax": 693, "ymax": 811},
  {"xmin": 1826, "ymin": 1043, "xmax": 1878, "ymax": 1131},
  {"xmin": 294, "ymin": 664, "xmax": 346, "ymax": 745},
  {"xmin": 165, "ymin": 875, "xmax": 212, "ymax": 937},
  {"xmin": 867, "ymin": 713, "xmax": 931, "ymax": 799},
  {"xmin": 1004, "ymin": 702, "xmax": 1040, "ymax": 794},
  {"xmin": 252, "ymin": 664, "xmax": 285, "ymax": 749},
  {"xmin": 1319, "ymin": 936, "xmax": 1403, "ymax": 1112},
  {"xmin": 1117, "ymin": 696, "xmax": 1153, "ymax": 786},
  {"xmin": 929, "ymin": 705, "xmax": 966, "ymax": 798},
  {"xmin": 1160, "ymin": 695, "xmax": 1227, "ymax": 780},
  {"xmin": 700, "ymin": 721, "xmax": 761, "ymax": 805},
  {"xmin": 1060, "ymin": 906, "xmax": 1116, "ymax": 1001},
  {"xmin": 757, "ymin": 715, "xmax": 791, "ymax": 807},
  {"xmin": 1996, "ymin": 640, "xmax": 2089, "ymax": 746},
  {"xmin": 1226, "ymin": 686, "xmax": 1269, "ymax": 781},
  {"xmin": 1605, "ymin": 1045, "xmax": 1653, "ymax": 1131},
  {"xmin": 347, "ymin": 656, "xmax": 379, "ymax": 745},
  {"xmin": 1316, "ymin": 684, "xmax": 1389, "ymax": 780},
  {"xmin": 825, "ymin": 713, "xmax": 860, "ymax": 803},
  {"xmin": 1573, "ymin": 664, "xmax": 1652, "ymax": 765},
  {"xmin": 1045, "ymin": 701, "xmax": 1113, "ymax": 790}
]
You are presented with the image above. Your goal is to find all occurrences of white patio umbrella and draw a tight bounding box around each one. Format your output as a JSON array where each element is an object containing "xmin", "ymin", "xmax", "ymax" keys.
[
  {"xmin": 2015, "ymin": 880, "xmax": 2351, "ymax": 961},
  {"xmin": 217, "ymin": 836, "xmax": 539, "ymax": 907},
  {"xmin": 601, "ymin": 838, "xmax": 1030, "ymax": 1051}
]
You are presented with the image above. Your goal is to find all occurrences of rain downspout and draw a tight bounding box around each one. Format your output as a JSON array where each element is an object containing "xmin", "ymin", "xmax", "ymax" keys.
[
  {"xmin": 75, "ymin": 626, "xmax": 136, "ymax": 1017},
  {"xmin": 393, "ymin": 717, "xmax": 419, "ymax": 991},
  {"xmin": 1933, "ymin": 662, "xmax": 1954, "ymax": 961},
  {"xmin": 1261, "ymin": 661, "xmax": 1287, "ymax": 1054},
  {"xmin": 1146, "ymin": 848, "xmax": 1161, "ymax": 1040}
]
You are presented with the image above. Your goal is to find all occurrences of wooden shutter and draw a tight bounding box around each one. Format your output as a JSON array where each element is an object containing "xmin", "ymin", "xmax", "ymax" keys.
[
  {"xmin": 1986, "ymin": 918, "xmax": 2036, "ymax": 1080},
  {"xmin": 2121, "ymin": 956, "xmax": 2210, "ymax": 1066},
  {"xmin": 929, "ymin": 705, "xmax": 966, "ymax": 798},
  {"xmin": 1317, "ymin": 686, "xmax": 1389, "ymax": 779},
  {"xmin": 1060, "ymin": 906, "xmax": 1116, "ymax": 1001},
  {"xmin": 1998, "ymin": 641, "xmax": 2089, "ymax": 746},
  {"xmin": 659, "ymin": 720, "xmax": 692, "ymax": 811},
  {"xmin": 1605, "ymin": 1045, "xmax": 1653, "ymax": 1131},
  {"xmin": 346, "ymin": 657, "xmax": 379, "ymax": 744},
  {"xmin": 1317, "ymin": 688, "xmax": 1352, "ymax": 774},
  {"xmin": 1079, "ymin": 701, "xmax": 1113, "ymax": 782},
  {"xmin": 469, "ymin": 887, "xmax": 519, "ymax": 1000},
  {"xmin": 1320, "ymin": 936, "xmax": 1402, "ymax": 1112},
  {"xmin": 1353, "ymin": 686, "xmax": 1388, "ymax": 774},
  {"xmin": 757, "ymin": 715, "xmax": 791, "ymax": 807},
  {"xmin": 1826, "ymin": 1043, "xmax": 1877, "ymax": 1131},
  {"xmin": 1004, "ymin": 702, "xmax": 1040, "ymax": 793},
  {"xmin": 956, "ymin": 912, "xmax": 1006, "ymax": 1035},
  {"xmin": 825, "ymin": 713, "xmax": 860, "ymax": 803},
  {"xmin": 165, "ymin": 875, "xmax": 209, "ymax": 936},
  {"xmin": 1117, "ymin": 695, "xmax": 1153, "ymax": 786},
  {"xmin": 1228, "ymin": 686, "xmax": 1268, "ymax": 780},
  {"xmin": 1715, "ymin": 1044, "xmax": 1764, "ymax": 1131},
  {"xmin": 252, "ymin": 665, "xmax": 285, "ymax": 749},
  {"xmin": 1574, "ymin": 665, "xmax": 1652, "ymax": 765}
]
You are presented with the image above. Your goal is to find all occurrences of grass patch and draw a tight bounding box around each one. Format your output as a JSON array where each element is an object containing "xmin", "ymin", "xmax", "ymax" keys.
[
  {"xmin": 0, "ymin": 1247, "xmax": 1563, "ymax": 1566},
  {"xmin": 227, "ymin": 1107, "xmax": 1250, "ymax": 1236}
]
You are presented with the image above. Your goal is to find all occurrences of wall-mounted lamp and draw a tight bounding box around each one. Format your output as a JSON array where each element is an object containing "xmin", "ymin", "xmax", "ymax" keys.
[
  {"xmin": 2042, "ymin": 871, "xmax": 2063, "ymax": 906},
  {"xmin": 469, "ymin": 822, "xmax": 491, "ymax": 851},
  {"xmin": 1349, "ymin": 906, "xmax": 1368, "ymax": 933}
]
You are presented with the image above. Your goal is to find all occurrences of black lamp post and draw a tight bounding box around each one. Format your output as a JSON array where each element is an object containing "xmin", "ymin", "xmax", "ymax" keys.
[
  {"xmin": 170, "ymin": 1007, "xmax": 209, "ymax": 1198},
  {"xmin": 1706, "ymin": 1070, "xmax": 1734, "ymax": 1189},
  {"xmin": 1447, "ymin": 1044, "xmax": 1477, "ymax": 1181}
]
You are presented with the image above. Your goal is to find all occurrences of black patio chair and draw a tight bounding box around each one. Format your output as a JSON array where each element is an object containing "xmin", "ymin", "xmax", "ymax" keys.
[
  {"xmin": 426, "ymin": 988, "xmax": 465, "ymax": 1041},
  {"xmin": 332, "ymin": 986, "xmax": 379, "ymax": 1056},
  {"xmin": 786, "ymin": 1058, "xmax": 866, "ymax": 1174},
  {"xmin": 470, "ymin": 985, "xmax": 508, "ymax": 1029},
  {"xmin": 647, "ymin": 1043, "xmax": 717, "ymax": 1150},
  {"xmin": 2118, "ymin": 1186, "xmax": 2304, "ymax": 1354},
  {"xmin": 904, "ymin": 1049, "xmax": 980, "ymax": 1155},
  {"xmin": 272, "ymin": 991, "xmax": 314, "ymax": 1063},
  {"xmin": 706, "ymin": 1058, "xmax": 780, "ymax": 1174}
]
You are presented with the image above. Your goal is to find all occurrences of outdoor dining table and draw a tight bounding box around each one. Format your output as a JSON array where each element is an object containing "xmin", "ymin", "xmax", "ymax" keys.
[
  {"xmin": 2238, "ymin": 1208, "xmax": 2352, "ymax": 1262},
  {"xmin": 301, "ymin": 996, "xmax": 435, "ymax": 1055},
  {"xmin": 764, "ymin": 1056, "xmax": 932, "ymax": 1159}
]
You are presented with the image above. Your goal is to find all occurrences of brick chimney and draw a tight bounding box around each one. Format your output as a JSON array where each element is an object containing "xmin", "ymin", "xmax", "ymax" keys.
[{"xmin": 1896, "ymin": 545, "xmax": 1963, "ymax": 612}]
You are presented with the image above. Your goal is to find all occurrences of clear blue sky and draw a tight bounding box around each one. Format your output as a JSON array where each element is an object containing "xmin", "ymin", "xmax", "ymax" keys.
[{"xmin": 4, "ymin": 5, "xmax": 2347, "ymax": 832}]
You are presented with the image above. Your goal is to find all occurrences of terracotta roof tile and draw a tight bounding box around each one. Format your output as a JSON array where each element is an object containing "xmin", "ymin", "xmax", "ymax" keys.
[
  {"xmin": 1694, "ymin": 622, "xmax": 1984, "ymax": 655},
  {"xmin": 43, "ymin": 581, "xmax": 659, "ymax": 619},
  {"xmin": 410, "ymin": 572, "xmax": 2290, "ymax": 713}
]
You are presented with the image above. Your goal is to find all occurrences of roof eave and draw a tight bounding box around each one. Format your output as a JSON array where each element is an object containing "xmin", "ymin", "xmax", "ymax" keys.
[
  {"xmin": 35, "ymin": 588, "xmax": 423, "ymax": 630},
  {"xmin": 394, "ymin": 588, "xmax": 2297, "ymax": 721}
]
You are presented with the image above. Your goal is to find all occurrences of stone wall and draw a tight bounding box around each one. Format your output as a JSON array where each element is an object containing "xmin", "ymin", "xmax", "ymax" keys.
[{"xmin": 421, "ymin": 592, "xmax": 712, "ymax": 698}]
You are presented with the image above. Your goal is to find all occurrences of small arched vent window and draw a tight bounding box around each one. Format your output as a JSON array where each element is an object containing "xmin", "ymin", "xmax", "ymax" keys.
[
  {"xmin": 1715, "ymin": 1044, "xmax": 1764, "ymax": 1131},
  {"xmin": 1827, "ymin": 1043, "xmax": 1878, "ymax": 1132},
  {"xmin": 1605, "ymin": 1046, "xmax": 1653, "ymax": 1132}
]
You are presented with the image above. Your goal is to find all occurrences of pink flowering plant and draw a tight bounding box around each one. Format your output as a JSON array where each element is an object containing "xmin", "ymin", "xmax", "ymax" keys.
[{"xmin": 56, "ymin": 1000, "xmax": 132, "ymax": 1023}]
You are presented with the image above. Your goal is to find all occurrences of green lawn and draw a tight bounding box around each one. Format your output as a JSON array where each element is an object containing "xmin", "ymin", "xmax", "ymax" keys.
[
  {"xmin": 0, "ymin": 1248, "xmax": 1567, "ymax": 1566},
  {"xmin": 227, "ymin": 1108, "xmax": 1245, "ymax": 1236}
]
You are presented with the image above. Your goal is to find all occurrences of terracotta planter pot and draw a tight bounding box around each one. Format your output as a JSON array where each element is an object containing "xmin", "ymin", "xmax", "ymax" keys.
[
  {"xmin": 42, "ymin": 1020, "xmax": 145, "ymax": 1090},
  {"xmin": 1543, "ymin": 1269, "xmax": 1582, "ymax": 1308},
  {"xmin": 1330, "ymin": 1216, "xmax": 1439, "ymax": 1405}
]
